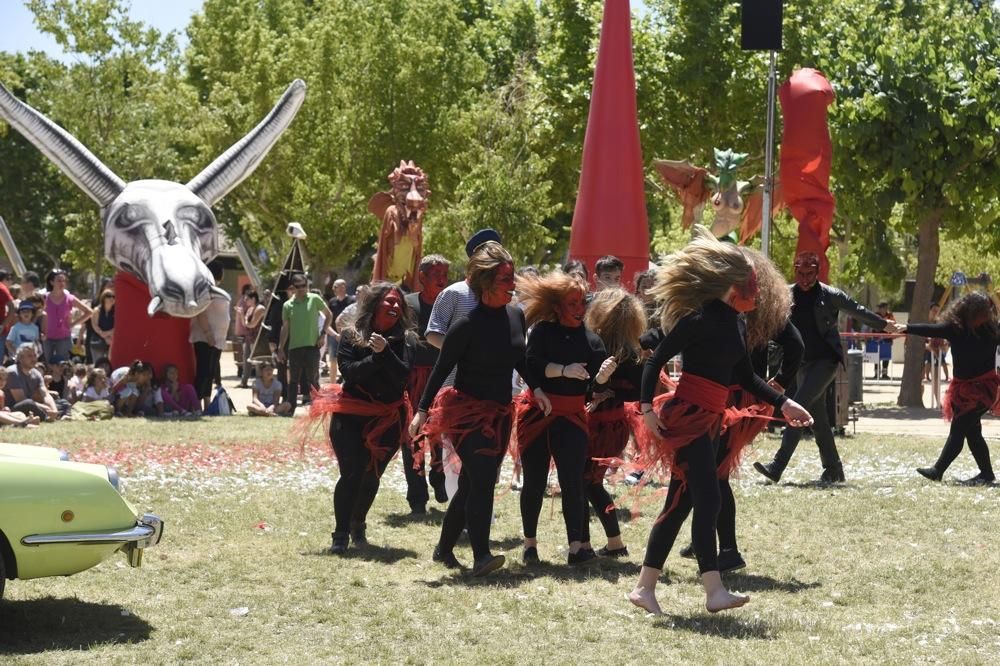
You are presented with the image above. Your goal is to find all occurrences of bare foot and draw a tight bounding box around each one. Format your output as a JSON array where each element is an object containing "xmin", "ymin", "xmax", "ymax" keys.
[
  {"xmin": 627, "ymin": 587, "xmax": 662, "ymax": 615},
  {"xmin": 706, "ymin": 589, "xmax": 750, "ymax": 613}
]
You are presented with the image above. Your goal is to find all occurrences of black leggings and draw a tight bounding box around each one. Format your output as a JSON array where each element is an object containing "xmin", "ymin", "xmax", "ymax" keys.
[
  {"xmin": 331, "ymin": 411, "xmax": 402, "ymax": 535},
  {"xmin": 438, "ymin": 422, "xmax": 509, "ymax": 561},
  {"xmin": 582, "ymin": 461, "xmax": 621, "ymax": 543},
  {"xmin": 678, "ymin": 435, "xmax": 739, "ymax": 553},
  {"xmin": 401, "ymin": 440, "xmax": 445, "ymax": 509},
  {"xmin": 934, "ymin": 407, "xmax": 995, "ymax": 477},
  {"xmin": 520, "ymin": 418, "xmax": 587, "ymax": 544},
  {"xmin": 193, "ymin": 341, "xmax": 221, "ymax": 400},
  {"xmin": 643, "ymin": 432, "xmax": 721, "ymax": 574}
]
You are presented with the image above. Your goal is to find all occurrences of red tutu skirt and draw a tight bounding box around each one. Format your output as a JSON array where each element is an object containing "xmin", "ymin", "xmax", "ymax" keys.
[
  {"xmin": 719, "ymin": 386, "xmax": 781, "ymax": 478},
  {"xmin": 513, "ymin": 390, "xmax": 587, "ymax": 458},
  {"xmin": 307, "ymin": 384, "xmax": 410, "ymax": 472},
  {"xmin": 943, "ymin": 370, "xmax": 1000, "ymax": 421},
  {"xmin": 586, "ymin": 406, "xmax": 630, "ymax": 482},
  {"xmin": 420, "ymin": 387, "xmax": 512, "ymax": 457}
]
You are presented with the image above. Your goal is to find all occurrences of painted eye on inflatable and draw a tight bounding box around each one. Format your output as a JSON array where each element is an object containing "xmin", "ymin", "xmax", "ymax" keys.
[
  {"xmin": 112, "ymin": 204, "xmax": 151, "ymax": 231},
  {"xmin": 176, "ymin": 205, "xmax": 215, "ymax": 232}
]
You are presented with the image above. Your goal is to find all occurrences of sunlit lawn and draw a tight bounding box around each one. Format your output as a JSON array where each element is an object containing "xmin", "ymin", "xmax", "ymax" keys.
[{"xmin": 1, "ymin": 419, "xmax": 998, "ymax": 663}]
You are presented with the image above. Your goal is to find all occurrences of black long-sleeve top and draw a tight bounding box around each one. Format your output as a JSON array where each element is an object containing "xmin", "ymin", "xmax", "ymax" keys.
[
  {"xmin": 749, "ymin": 320, "xmax": 804, "ymax": 389},
  {"xmin": 905, "ymin": 322, "xmax": 999, "ymax": 380},
  {"xmin": 338, "ymin": 324, "xmax": 414, "ymax": 403},
  {"xmin": 640, "ymin": 299, "xmax": 787, "ymax": 407},
  {"xmin": 418, "ymin": 304, "xmax": 529, "ymax": 411},
  {"xmin": 592, "ymin": 355, "xmax": 643, "ymax": 413},
  {"xmin": 526, "ymin": 320, "xmax": 607, "ymax": 397}
]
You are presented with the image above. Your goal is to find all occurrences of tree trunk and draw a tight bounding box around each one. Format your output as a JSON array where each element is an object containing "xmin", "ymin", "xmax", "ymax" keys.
[{"xmin": 897, "ymin": 210, "xmax": 941, "ymax": 407}]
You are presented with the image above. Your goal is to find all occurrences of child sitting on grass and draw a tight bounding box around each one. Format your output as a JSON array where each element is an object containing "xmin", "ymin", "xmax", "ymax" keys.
[
  {"xmin": 111, "ymin": 359, "xmax": 155, "ymax": 417},
  {"xmin": 72, "ymin": 367, "xmax": 114, "ymax": 420},
  {"xmin": 157, "ymin": 363, "xmax": 201, "ymax": 417},
  {"xmin": 65, "ymin": 363, "xmax": 88, "ymax": 403},
  {"xmin": 0, "ymin": 367, "xmax": 41, "ymax": 427},
  {"xmin": 248, "ymin": 360, "xmax": 291, "ymax": 416}
]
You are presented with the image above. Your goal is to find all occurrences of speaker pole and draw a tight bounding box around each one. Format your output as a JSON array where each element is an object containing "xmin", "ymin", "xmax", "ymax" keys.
[{"xmin": 761, "ymin": 49, "xmax": 778, "ymax": 258}]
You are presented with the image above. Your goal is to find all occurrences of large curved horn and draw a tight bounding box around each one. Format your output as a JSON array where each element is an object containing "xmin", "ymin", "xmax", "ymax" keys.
[
  {"xmin": 187, "ymin": 79, "xmax": 307, "ymax": 207},
  {"xmin": 0, "ymin": 82, "xmax": 125, "ymax": 207}
]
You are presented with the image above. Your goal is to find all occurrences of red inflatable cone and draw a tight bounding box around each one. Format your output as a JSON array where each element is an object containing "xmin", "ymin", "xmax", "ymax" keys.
[{"xmin": 568, "ymin": 0, "xmax": 649, "ymax": 290}]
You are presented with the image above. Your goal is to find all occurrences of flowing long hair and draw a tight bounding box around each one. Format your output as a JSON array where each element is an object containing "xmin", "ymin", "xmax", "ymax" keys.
[
  {"xmin": 742, "ymin": 247, "xmax": 792, "ymax": 350},
  {"xmin": 466, "ymin": 241, "xmax": 513, "ymax": 299},
  {"xmin": 343, "ymin": 281, "xmax": 416, "ymax": 345},
  {"xmin": 649, "ymin": 226, "xmax": 754, "ymax": 331},
  {"xmin": 940, "ymin": 291, "xmax": 999, "ymax": 338},
  {"xmin": 584, "ymin": 288, "xmax": 646, "ymax": 363},
  {"xmin": 516, "ymin": 270, "xmax": 588, "ymax": 327}
]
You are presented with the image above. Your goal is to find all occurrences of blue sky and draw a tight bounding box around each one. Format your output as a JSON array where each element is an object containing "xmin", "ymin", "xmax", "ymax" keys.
[{"xmin": 0, "ymin": 0, "xmax": 205, "ymax": 59}]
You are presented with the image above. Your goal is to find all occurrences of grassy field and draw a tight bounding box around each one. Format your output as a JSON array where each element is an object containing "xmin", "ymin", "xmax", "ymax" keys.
[{"xmin": 1, "ymin": 419, "xmax": 998, "ymax": 664}]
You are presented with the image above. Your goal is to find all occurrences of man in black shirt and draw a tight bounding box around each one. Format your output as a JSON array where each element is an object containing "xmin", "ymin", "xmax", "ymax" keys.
[
  {"xmin": 754, "ymin": 252, "xmax": 896, "ymax": 483},
  {"xmin": 326, "ymin": 279, "xmax": 355, "ymax": 383},
  {"xmin": 402, "ymin": 255, "xmax": 450, "ymax": 512}
]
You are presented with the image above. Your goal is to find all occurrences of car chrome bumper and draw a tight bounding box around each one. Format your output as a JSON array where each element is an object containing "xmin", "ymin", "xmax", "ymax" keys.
[{"xmin": 21, "ymin": 513, "xmax": 164, "ymax": 551}]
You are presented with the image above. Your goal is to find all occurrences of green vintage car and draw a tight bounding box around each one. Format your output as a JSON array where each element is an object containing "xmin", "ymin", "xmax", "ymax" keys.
[{"xmin": 0, "ymin": 442, "xmax": 163, "ymax": 600}]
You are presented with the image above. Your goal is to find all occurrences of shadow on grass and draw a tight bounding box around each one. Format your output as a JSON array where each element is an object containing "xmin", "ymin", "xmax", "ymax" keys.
[
  {"xmin": 724, "ymin": 572, "xmax": 821, "ymax": 594},
  {"xmin": 774, "ymin": 480, "xmax": 860, "ymax": 491},
  {"xmin": 421, "ymin": 557, "xmax": 642, "ymax": 588},
  {"xmin": 0, "ymin": 597, "xmax": 152, "ymax": 655},
  {"xmin": 308, "ymin": 544, "xmax": 419, "ymax": 564},
  {"xmin": 383, "ymin": 507, "xmax": 447, "ymax": 527},
  {"xmin": 654, "ymin": 612, "xmax": 776, "ymax": 640}
]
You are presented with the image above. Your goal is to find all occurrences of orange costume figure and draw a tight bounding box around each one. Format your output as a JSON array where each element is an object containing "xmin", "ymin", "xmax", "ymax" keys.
[{"xmin": 370, "ymin": 161, "xmax": 430, "ymax": 291}]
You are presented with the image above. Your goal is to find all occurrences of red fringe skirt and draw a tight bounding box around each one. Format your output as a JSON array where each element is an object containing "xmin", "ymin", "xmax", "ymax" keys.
[
  {"xmin": 513, "ymin": 391, "xmax": 587, "ymax": 458},
  {"xmin": 943, "ymin": 370, "xmax": 1000, "ymax": 421},
  {"xmin": 307, "ymin": 385, "xmax": 410, "ymax": 471},
  {"xmin": 420, "ymin": 387, "xmax": 512, "ymax": 459},
  {"xmin": 719, "ymin": 386, "xmax": 781, "ymax": 478}
]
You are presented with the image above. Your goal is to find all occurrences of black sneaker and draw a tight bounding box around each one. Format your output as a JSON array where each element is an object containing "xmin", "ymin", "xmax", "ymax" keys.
[
  {"xmin": 916, "ymin": 467, "xmax": 942, "ymax": 481},
  {"xmin": 718, "ymin": 549, "xmax": 747, "ymax": 573},
  {"xmin": 471, "ymin": 554, "xmax": 506, "ymax": 577},
  {"xmin": 330, "ymin": 533, "xmax": 349, "ymax": 555},
  {"xmin": 568, "ymin": 548, "xmax": 600, "ymax": 566},
  {"xmin": 819, "ymin": 467, "xmax": 845, "ymax": 484},
  {"xmin": 753, "ymin": 461, "xmax": 782, "ymax": 483},
  {"xmin": 432, "ymin": 546, "xmax": 462, "ymax": 569},
  {"xmin": 432, "ymin": 480, "xmax": 449, "ymax": 504},
  {"xmin": 522, "ymin": 546, "xmax": 540, "ymax": 564},
  {"xmin": 959, "ymin": 472, "xmax": 996, "ymax": 486},
  {"xmin": 410, "ymin": 504, "xmax": 427, "ymax": 515},
  {"xmin": 678, "ymin": 543, "xmax": 696, "ymax": 560},
  {"xmin": 350, "ymin": 525, "xmax": 368, "ymax": 546},
  {"xmin": 597, "ymin": 545, "xmax": 629, "ymax": 559}
]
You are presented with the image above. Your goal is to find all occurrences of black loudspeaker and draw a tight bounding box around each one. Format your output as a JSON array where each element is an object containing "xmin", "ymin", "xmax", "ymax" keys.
[{"xmin": 741, "ymin": 0, "xmax": 783, "ymax": 51}]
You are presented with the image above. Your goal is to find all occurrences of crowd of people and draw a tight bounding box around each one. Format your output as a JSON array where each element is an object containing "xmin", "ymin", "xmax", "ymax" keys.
[{"xmin": 290, "ymin": 225, "xmax": 999, "ymax": 616}]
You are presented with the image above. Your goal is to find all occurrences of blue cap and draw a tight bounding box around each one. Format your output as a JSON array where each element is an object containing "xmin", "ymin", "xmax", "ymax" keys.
[{"xmin": 465, "ymin": 229, "xmax": 502, "ymax": 258}]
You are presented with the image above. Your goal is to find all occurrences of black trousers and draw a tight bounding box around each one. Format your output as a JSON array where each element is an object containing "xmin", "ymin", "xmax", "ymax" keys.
[
  {"xmin": 401, "ymin": 440, "xmax": 445, "ymax": 509},
  {"xmin": 331, "ymin": 411, "xmax": 402, "ymax": 535},
  {"xmin": 775, "ymin": 359, "xmax": 841, "ymax": 472},
  {"xmin": 680, "ymin": 435, "xmax": 739, "ymax": 553},
  {"xmin": 643, "ymin": 431, "xmax": 721, "ymax": 574},
  {"xmin": 520, "ymin": 418, "xmax": 587, "ymax": 544},
  {"xmin": 193, "ymin": 341, "xmax": 221, "ymax": 400},
  {"xmin": 288, "ymin": 346, "xmax": 321, "ymax": 408},
  {"xmin": 934, "ymin": 407, "xmax": 995, "ymax": 477},
  {"xmin": 438, "ymin": 423, "xmax": 509, "ymax": 562},
  {"xmin": 582, "ymin": 460, "xmax": 621, "ymax": 543}
]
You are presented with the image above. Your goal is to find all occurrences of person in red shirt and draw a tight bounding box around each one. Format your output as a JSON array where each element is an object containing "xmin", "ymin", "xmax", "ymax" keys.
[{"xmin": 0, "ymin": 270, "xmax": 17, "ymax": 363}]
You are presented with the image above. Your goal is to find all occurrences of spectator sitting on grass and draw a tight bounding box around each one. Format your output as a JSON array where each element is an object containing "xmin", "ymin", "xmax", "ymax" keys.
[
  {"xmin": 71, "ymin": 366, "xmax": 114, "ymax": 420},
  {"xmin": 111, "ymin": 359, "xmax": 155, "ymax": 417},
  {"xmin": 83, "ymin": 367, "xmax": 111, "ymax": 402},
  {"xmin": 4, "ymin": 343, "xmax": 58, "ymax": 421},
  {"xmin": 0, "ymin": 366, "xmax": 40, "ymax": 427},
  {"xmin": 45, "ymin": 357, "xmax": 70, "ymax": 400},
  {"xmin": 65, "ymin": 363, "xmax": 87, "ymax": 403},
  {"xmin": 248, "ymin": 360, "xmax": 291, "ymax": 417},
  {"xmin": 157, "ymin": 363, "xmax": 201, "ymax": 417},
  {"xmin": 6, "ymin": 301, "xmax": 41, "ymax": 359}
]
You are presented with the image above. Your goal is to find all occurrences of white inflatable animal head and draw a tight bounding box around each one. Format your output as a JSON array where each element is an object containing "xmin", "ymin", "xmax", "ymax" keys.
[{"xmin": 0, "ymin": 80, "xmax": 306, "ymax": 317}]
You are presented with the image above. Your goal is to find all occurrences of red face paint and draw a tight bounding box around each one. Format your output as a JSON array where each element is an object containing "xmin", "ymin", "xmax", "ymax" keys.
[
  {"xmin": 420, "ymin": 263, "xmax": 449, "ymax": 303},
  {"xmin": 557, "ymin": 288, "xmax": 587, "ymax": 327},
  {"xmin": 729, "ymin": 269, "xmax": 759, "ymax": 313},
  {"xmin": 794, "ymin": 252, "xmax": 820, "ymax": 291},
  {"xmin": 374, "ymin": 289, "xmax": 403, "ymax": 332},
  {"xmin": 482, "ymin": 263, "xmax": 515, "ymax": 308}
]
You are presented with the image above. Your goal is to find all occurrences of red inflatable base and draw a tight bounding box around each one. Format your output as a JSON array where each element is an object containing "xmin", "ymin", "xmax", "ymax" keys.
[{"xmin": 110, "ymin": 271, "xmax": 195, "ymax": 385}]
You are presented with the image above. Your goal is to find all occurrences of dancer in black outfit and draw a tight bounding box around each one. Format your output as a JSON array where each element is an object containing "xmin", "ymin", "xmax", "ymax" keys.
[
  {"xmin": 678, "ymin": 247, "xmax": 803, "ymax": 572},
  {"xmin": 899, "ymin": 292, "xmax": 999, "ymax": 484},
  {"xmin": 410, "ymin": 242, "xmax": 547, "ymax": 577},
  {"xmin": 628, "ymin": 229, "xmax": 813, "ymax": 615},
  {"xmin": 515, "ymin": 271, "xmax": 615, "ymax": 565},
  {"xmin": 313, "ymin": 283, "xmax": 415, "ymax": 554},
  {"xmin": 754, "ymin": 251, "xmax": 894, "ymax": 484},
  {"xmin": 579, "ymin": 287, "xmax": 648, "ymax": 558},
  {"xmin": 402, "ymin": 255, "xmax": 450, "ymax": 513}
]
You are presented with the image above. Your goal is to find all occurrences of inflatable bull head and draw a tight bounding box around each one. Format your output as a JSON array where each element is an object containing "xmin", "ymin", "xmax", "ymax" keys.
[{"xmin": 0, "ymin": 80, "xmax": 306, "ymax": 317}]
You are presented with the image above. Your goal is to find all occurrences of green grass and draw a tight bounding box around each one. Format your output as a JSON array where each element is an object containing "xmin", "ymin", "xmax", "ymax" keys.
[{"xmin": 2, "ymin": 420, "xmax": 999, "ymax": 663}]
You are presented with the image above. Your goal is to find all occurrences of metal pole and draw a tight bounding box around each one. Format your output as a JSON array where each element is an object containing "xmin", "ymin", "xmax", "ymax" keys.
[
  {"xmin": 761, "ymin": 49, "xmax": 778, "ymax": 258},
  {"xmin": 235, "ymin": 238, "xmax": 263, "ymax": 292},
  {"xmin": 0, "ymin": 216, "xmax": 28, "ymax": 276}
]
